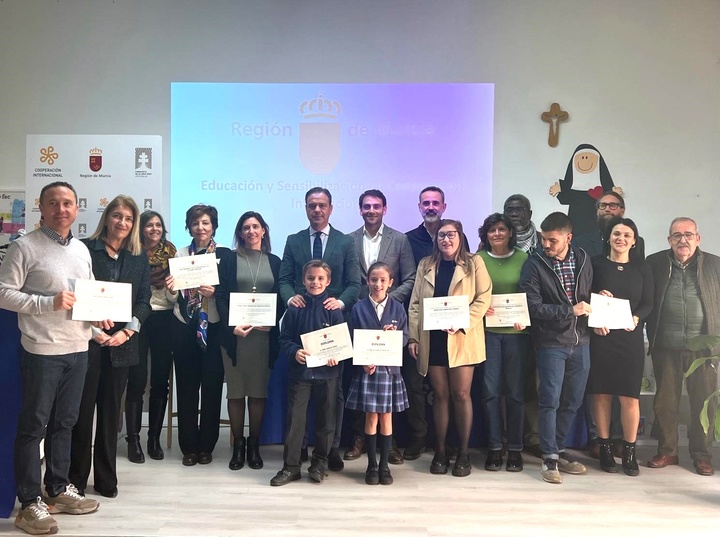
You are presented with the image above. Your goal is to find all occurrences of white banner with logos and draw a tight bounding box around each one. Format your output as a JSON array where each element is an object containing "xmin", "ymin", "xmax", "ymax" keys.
[{"xmin": 25, "ymin": 135, "xmax": 162, "ymax": 239}]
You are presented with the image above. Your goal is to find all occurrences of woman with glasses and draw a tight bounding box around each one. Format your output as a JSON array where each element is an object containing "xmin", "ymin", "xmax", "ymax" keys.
[
  {"xmin": 477, "ymin": 213, "xmax": 530, "ymax": 472},
  {"xmin": 408, "ymin": 219, "xmax": 492, "ymax": 477},
  {"xmin": 588, "ymin": 216, "xmax": 653, "ymax": 476}
]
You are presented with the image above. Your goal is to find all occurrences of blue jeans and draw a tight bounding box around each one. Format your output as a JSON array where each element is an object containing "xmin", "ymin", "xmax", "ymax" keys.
[
  {"xmin": 482, "ymin": 332, "xmax": 530, "ymax": 451},
  {"xmin": 15, "ymin": 350, "xmax": 87, "ymax": 503},
  {"xmin": 535, "ymin": 345, "xmax": 589, "ymax": 459}
]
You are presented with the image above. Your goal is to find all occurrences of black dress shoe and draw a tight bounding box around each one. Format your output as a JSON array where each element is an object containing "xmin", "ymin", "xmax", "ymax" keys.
[
  {"xmin": 307, "ymin": 464, "xmax": 327, "ymax": 483},
  {"xmin": 379, "ymin": 467, "xmax": 394, "ymax": 485},
  {"xmin": 452, "ymin": 454, "xmax": 472, "ymax": 477},
  {"xmin": 403, "ymin": 438, "xmax": 427, "ymax": 461},
  {"xmin": 93, "ymin": 486, "xmax": 118, "ymax": 498},
  {"xmin": 300, "ymin": 447, "xmax": 309, "ymax": 463},
  {"xmin": 388, "ymin": 447, "xmax": 404, "ymax": 465},
  {"xmin": 270, "ymin": 469, "xmax": 301, "ymax": 487},
  {"xmin": 328, "ymin": 448, "xmax": 344, "ymax": 471},
  {"xmin": 198, "ymin": 452, "xmax": 213, "ymax": 465},
  {"xmin": 344, "ymin": 436, "xmax": 365, "ymax": 461},
  {"xmin": 599, "ymin": 440, "xmax": 618, "ymax": 473},
  {"xmin": 430, "ymin": 452, "xmax": 448, "ymax": 475},
  {"xmin": 182, "ymin": 454, "xmax": 198, "ymax": 466},
  {"xmin": 506, "ymin": 450, "xmax": 524, "ymax": 472},
  {"xmin": 365, "ymin": 467, "xmax": 380, "ymax": 485},
  {"xmin": 484, "ymin": 449, "xmax": 503, "ymax": 471}
]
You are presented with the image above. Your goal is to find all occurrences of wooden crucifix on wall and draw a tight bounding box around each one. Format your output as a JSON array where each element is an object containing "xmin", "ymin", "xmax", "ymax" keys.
[{"xmin": 541, "ymin": 102, "xmax": 569, "ymax": 147}]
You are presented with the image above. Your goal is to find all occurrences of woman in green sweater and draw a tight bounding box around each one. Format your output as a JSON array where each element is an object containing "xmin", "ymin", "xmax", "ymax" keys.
[{"xmin": 478, "ymin": 213, "xmax": 530, "ymax": 472}]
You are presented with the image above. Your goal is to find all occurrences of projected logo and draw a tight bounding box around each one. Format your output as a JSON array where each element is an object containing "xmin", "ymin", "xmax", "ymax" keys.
[
  {"xmin": 299, "ymin": 93, "xmax": 342, "ymax": 175},
  {"xmin": 89, "ymin": 147, "xmax": 103, "ymax": 172}
]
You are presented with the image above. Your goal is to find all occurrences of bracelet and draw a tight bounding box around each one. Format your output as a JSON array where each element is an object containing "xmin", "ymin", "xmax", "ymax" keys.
[{"xmin": 122, "ymin": 329, "xmax": 133, "ymax": 339}]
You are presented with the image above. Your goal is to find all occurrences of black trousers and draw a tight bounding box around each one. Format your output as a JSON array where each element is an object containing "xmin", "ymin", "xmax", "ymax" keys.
[
  {"xmin": 68, "ymin": 347, "xmax": 128, "ymax": 493},
  {"xmin": 401, "ymin": 347, "xmax": 427, "ymax": 441},
  {"xmin": 126, "ymin": 309, "xmax": 175, "ymax": 405},
  {"xmin": 172, "ymin": 318, "xmax": 224, "ymax": 455},
  {"xmin": 284, "ymin": 376, "xmax": 338, "ymax": 473}
]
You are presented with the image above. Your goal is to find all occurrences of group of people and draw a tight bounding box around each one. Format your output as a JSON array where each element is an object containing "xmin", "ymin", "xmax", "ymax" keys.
[{"xmin": 0, "ymin": 180, "xmax": 718, "ymax": 535}]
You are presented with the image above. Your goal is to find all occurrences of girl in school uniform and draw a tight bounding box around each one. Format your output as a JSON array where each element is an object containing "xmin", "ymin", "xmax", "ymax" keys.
[{"xmin": 346, "ymin": 262, "xmax": 409, "ymax": 485}]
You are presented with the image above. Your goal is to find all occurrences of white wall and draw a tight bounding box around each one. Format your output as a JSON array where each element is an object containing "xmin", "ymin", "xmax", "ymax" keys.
[{"xmin": 1, "ymin": 0, "xmax": 719, "ymax": 253}]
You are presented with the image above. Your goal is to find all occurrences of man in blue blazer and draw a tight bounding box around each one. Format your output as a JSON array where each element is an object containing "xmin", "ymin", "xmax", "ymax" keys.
[
  {"xmin": 278, "ymin": 187, "xmax": 362, "ymax": 472},
  {"xmin": 344, "ymin": 189, "xmax": 416, "ymax": 463}
]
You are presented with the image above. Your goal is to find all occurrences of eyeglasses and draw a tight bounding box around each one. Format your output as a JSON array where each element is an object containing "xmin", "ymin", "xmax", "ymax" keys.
[
  {"xmin": 437, "ymin": 231, "xmax": 458, "ymax": 240},
  {"xmin": 669, "ymin": 232, "xmax": 697, "ymax": 242},
  {"xmin": 504, "ymin": 207, "xmax": 527, "ymax": 215},
  {"xmin": 597, "ymin": 202, "xmax": 624, "ymax": 210}
]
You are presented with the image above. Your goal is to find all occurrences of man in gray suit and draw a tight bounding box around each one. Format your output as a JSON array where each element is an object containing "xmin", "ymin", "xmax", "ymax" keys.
[
  {"xmin": 344, "ymin": 189, "xmax": 416, "ymax": 463},
  {"xmin": 278, "ymin": 187, "xmax": 362, "ymax": 472}
]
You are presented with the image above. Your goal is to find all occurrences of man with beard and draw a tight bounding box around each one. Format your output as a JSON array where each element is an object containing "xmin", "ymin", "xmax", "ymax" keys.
[
  {"xmin": 344, "ymin": 189, "xmax": 416, "ymax": 464},
  {"xmin": 574, "ymin": 191, "xmax": 645, "ymax": 458},
  {"xmin": 503, "ymin": 194, "xmax": 542, "ymax": 254}
]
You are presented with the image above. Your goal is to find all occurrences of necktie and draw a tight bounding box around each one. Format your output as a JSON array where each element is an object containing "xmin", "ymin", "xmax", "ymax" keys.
[{"xmin": 313, "ymin": 232, "xmax": 323, "ymax": 260}]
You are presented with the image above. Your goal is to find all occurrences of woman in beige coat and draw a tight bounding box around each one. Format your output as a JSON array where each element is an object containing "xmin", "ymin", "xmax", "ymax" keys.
[{"xmin": 408, "ymin": 219, "xmax": 492, "ymax": 477}]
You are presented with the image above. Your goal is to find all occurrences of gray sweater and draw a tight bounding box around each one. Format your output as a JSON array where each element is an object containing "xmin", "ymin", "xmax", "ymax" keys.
[{"xmin": 0, "ymin": 229, "xmax": 93, "ymax": 355}]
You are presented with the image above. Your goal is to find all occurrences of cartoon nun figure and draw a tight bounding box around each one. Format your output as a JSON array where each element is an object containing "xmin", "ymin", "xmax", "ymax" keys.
[{"xmin": 549, "ymin": 144, "xmax": 622, "ymax": 236}]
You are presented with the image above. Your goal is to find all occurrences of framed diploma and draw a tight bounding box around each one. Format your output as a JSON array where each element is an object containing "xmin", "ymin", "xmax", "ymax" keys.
[
  {"xmin": 485, "ymin": 293, "xmax": 531, "ymax": 328},
  {"xmin": 71, "ymin": 279, "xmax": 132, "ymax": 322},
  {"xmin": 228, "ymin": 293, "xmax": 277, "ymax": 326},
  {"xmin": 168, "ymin": 253, "xmax": 220, "ymax": 291},
  {"xmin": 422, "ymin": 295, "xmax": 470, "ymax": 330},
  {"xmin": 588, "ymin": 293, "xmax": 634, "ymax": 330},
  {"xmin": 352, "ymin": 329, "xmax": 404, "ymax": 367},
  {"xmin": 301, "ymin": 322, "xmax": 353, "ymax": 368}
]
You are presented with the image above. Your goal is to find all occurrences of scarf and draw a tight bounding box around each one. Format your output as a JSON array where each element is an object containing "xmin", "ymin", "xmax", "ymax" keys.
[
  {"xmin": 146, "ymin": 240, "xmax": 177, "ymax": 289},
  {"xmin": 516, "ymin": 221, "xmax": 539, "ymax": 253},
  {"xmin": 184, "ymin": 239, "xmax": 216, "ymax": 351}
]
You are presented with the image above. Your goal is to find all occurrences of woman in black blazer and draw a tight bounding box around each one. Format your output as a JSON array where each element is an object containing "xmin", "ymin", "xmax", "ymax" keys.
[
  {"xmin": 69, "ymin": 195, "xmax": 151, "ymax": 498},
  {"xmin": 216, "ymin": 211, "xmax": 283, "ymax": 470}
]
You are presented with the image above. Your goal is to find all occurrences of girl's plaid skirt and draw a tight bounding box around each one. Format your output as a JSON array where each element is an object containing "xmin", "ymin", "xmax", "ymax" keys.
[{"xmin": 345, "ymin": 367, "xmax": 409, "ymax": 413}]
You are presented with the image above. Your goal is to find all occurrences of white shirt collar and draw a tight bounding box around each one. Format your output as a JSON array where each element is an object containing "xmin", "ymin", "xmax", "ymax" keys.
[
  {"xmin": 309, "ymin": 224, "xmax": 331, "ymax": 237},
  {"xmin": 363, "ymin": 223, "xmax": 385, "ymax": 240}
]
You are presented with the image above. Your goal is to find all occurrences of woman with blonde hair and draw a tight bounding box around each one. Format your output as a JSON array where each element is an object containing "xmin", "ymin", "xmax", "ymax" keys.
[
  {"xmin": 408, "ymin": 219, "xmax": 492, "ymax": 477},
  {"xmin": 68, "ymin": 195, "xmax": 151, "ymax": 498}
]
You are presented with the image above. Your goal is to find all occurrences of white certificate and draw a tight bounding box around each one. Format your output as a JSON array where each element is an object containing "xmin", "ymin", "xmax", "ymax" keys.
[
  {"xmin": 485, "ymin": 293, "xmax": 531, "ymax": 328},
  {"xmin": 228, "ymin": 293, "xmax": 277, "ymax": 327},
  {"xmin": 169, "ymin": 253, "xmax": 219, "ymax": 291},
  {"xmin": 588, "ymin": 293, "xmax": 635, "ymax": 330},
  {"xmin": 71, "ymin": 279, "xmax": 132, "ymax": 322},
  {"xmin": 422, "ymin": 295, "xmax": 470, "ymax": 330},
  {"xmin": 353, "ymin": 329, "xmax": 404, "ymax": 367},
  {"xmin": 301, "ymin": 322, "xmax": 353, "ymax": 368}
]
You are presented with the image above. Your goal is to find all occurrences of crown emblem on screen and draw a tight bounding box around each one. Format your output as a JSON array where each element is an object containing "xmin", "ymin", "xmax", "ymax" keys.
[
  {"xmin": 299, "ymin": 93, "xmax": 342, "ymax": 119},
  {"xmin": 89, "ymin": 147, "xmax": 102, "ymax": 156}
]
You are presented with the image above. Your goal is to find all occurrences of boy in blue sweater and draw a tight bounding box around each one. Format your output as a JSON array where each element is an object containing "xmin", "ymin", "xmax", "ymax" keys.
[{"xmin": 271, "ymin": 260, "xmax": 345, "ymax": 486}]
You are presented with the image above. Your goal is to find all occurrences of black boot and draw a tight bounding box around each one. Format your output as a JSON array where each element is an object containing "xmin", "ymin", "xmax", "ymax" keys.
[
  {"xmin": 622, "ymin": 441, "xmax": 639, "ymax": 477},
  {"xmin": 125, "ymin": 401, "xmax": 145, "ymax": 464},
  {"xmin": 247, "ymin": 437, "xmax": 263, "ymax": 469},
  {"xmin": 229, "ymin": 437, "xmax": 246, "ymax": 470},
  {"xmin": 598, "ymin": 437, "xmax": 617, "ymax": 473},
  {"xmin": 147, "ymin": 397, "xmax": 166, "ymax": 460}
]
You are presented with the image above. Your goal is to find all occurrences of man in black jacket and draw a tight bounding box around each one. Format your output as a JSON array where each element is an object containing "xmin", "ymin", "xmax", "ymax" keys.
[
  {"xmin": 645, "ymin": 217, "xmax": 720, "ymax": 476},
  {"xmin": 519, "ymin": 212, "xmax": 593, "ymax": 484}
]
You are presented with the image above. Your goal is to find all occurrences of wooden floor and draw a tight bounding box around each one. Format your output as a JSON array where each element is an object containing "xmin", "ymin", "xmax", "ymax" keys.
[{"xmin": 1, "ymin": 431, "xmax": 718, "ymax": 537}]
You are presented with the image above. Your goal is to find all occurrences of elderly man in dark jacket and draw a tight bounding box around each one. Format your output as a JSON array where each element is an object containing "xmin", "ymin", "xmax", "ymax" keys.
[
  {"xmin": 519, "ymin": 212, "xmax": 593, "ymax": 485},
  {"xmin": 646, "ymin": 217, "xmax": 720, "ymax": 477}
]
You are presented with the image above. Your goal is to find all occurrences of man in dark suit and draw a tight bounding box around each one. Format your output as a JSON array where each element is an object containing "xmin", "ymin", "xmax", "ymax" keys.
[
  {"xmin": 278, "ymin": 187, "xmax": 362, "ymax": 471},
  {"xmin": 344, "ymin": 189, "xmax": 416, "ymax": 463}
]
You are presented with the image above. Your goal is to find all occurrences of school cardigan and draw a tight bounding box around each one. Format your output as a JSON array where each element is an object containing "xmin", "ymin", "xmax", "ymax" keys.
[
  {"xmin": 349, "ymin": 296, "xmax": 409, "ymax": 376},
  {"xmin": 408, "ymin": 254, "xmax": 492, "ymax": 376},
  {"xmin": 279, "ymin": 290, "xmax": 345, "ymax": 381}
]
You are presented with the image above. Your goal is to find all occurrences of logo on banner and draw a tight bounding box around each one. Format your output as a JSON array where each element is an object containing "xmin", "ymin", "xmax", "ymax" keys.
[
  {"xmin": 78, "ymin": 223, "xmax": 87, "ymax": 237},
  {"xmin": 135, "ymin": 148, "xmax": 153, "ymax": 178},
  {"xmin": 299, "ymin": 93, "xmax": 342, "ymax": 175},
  {"xmin": 143, "ymin": 199, "xmax": 153, "ymax": 210},
  {"xmin": 99, "ymin": 198, "xmax": 109, "ymax": 209},
  {"xmin": 39, "ymin": 146, "xmax": 58, "ymax": 165},
  {"xmin": 78, "ymin": 198, "xmax": 87, "ymax": 211},
  {"xmin": 88, "ymin": 148, "xmax": 103, "ymax": 172}
]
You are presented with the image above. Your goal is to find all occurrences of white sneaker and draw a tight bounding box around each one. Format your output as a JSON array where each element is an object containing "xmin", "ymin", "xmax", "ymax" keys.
[
  {"xmin": 541, "ymin": 459, "xmax": 562, "ymax": 484},
  {"xmin": 558, "ymin": 453, "xmax": 587, "ymax": 475},
  {"xmin": 15, "ymin": 497, "xmax": 58, "ymax": 535}
]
